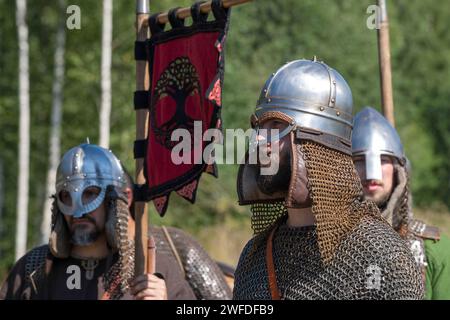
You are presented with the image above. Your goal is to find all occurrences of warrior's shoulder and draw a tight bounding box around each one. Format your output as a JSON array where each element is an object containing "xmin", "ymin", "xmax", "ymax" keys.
[
  {"xmin": 350, "ymin": 215, "xmax": 415, "ymax": 259},
  {"xmin": 356, "ymin": 216, "xmax": 420, "ymax": 282},
  {"xmin": 25, "ymin": 244, "xmax": 50, "ymax": 257},
  {"xmin": 150, "ymin": 225, "xmax": 222, "ymax": 270},
  {"xmin": 356, "ymin": 215, "xmax": 424, "ymax": 298},
  {"xmin": 21, "ymin": 245, "xmax": 51, "ymax": 278},
  {"xmin": 236, "ymin": 233, "xmax": 266, "ymax": 265},
  {"xmin": 355, "ymin": 214, "xmax": 403, "ymax": 240},
  {"xmin": 0, "ymin": 245, "xmax": 50, "ymax": 300},
  {"xmin": 408, "ymin": 219, "xmax": 440, "ymax": 241},
  {"xmin": 424, "ymin": 232, "xmax": 450, "ymax": 263},
  {"xmin": 150, "ymin": 225, "xmax": 204, "ymax": 249},
  {"xmin": 11, "ymin": 245, "xmax": 49, "ymax": 272}
]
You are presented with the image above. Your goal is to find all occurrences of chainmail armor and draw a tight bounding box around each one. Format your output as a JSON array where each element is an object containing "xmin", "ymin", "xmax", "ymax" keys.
[
  {"xmin": 379, "ymin": 166, "xmax": 430, "ymax": 276},
  {"xmin": 251, "ymin": 140, "xmax": 382, "ymax": 262},
  {"xmin": 380, "ymin": 164, "xmax": 411, "ymax": 232},
  {"xmin": 233, "ymin": 215, "xmax": 423, "ymax": 300},
  {"xmin": 251, "ymin": 201, "xmax": 287, "ymax": 235},
  {"xmin": 25, "ymin": 245, "xmax": 49, "ymax": 294},
  {"xmin": 102, "ymin": 196, "xmax": 135, "ymax": 300},
  {"xmin": 151, "ymin": 226, "xmax": 232, "ymax": 300},
  {"xmin": 237, "ymin": 140, "xmax": 424, "ymax": 299}
]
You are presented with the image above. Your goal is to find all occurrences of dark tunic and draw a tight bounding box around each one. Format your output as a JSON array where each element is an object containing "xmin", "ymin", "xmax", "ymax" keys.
[{"xmin": 0, "ymin": 245, "xmax": 196, "ymax": 300}]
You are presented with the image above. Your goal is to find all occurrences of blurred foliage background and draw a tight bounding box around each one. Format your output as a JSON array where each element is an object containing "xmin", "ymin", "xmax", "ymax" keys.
[{"xmin": 1, "ymin": 0, "xmax": 449, "ymax": 281}]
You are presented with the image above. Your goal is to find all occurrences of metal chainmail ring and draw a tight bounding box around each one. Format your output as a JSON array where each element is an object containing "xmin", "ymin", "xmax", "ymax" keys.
[
  {"xmin": 234, "ymin": 142, "xmax": 423, "ymax": 300},
  {"xmin": 102, "ymin": 197, "xmax": 134, "ymax": 300},
  {"xmin": 151, "ymin": 226, "xmax": 232, "ymax": 300},
  {"xmin": 250, "ymin": 140, "xmax": 382, "ymax": 263},
  {"xmin": 25, "ymin": 245, "xmax": 49, "ymax": 295},
  {"xmin": 234, "ymin": 208, "xmax": 424, "ymax": 299}
]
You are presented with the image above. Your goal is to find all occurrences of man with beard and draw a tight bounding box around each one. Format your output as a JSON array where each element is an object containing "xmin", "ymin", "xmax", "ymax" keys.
[
  {"xmin": 352, "ymin": 106, "xmax": 450, "ymax": 300},
  {"xmin": 233, "ymin": 58, "xmax": 423, "ymax": 300},
  {"xmin": 0, "ymin": 143, "xmax": 195, "ymax": 300}
]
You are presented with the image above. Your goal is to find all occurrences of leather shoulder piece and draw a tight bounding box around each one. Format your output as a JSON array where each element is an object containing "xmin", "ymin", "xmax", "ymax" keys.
[{"xmin": 409, "ymin": 219, "xmax": 441, "ymax": 241}]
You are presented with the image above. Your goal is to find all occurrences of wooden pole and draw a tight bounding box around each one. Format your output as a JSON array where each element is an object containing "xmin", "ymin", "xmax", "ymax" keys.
[
  {"xmin": 155, "ymin": 0, "xmax": 252, "ymax": 24},
  {"xmin": 377, "ymin": 0, "xmax": 395, "ymax": 127},
  {"xmin": 133, "ymin": 0, "xmax": 252, "ymax": 276},
  {"xmin": 135, "ymin": 0, "xmax": 154, "ymax": 276}
]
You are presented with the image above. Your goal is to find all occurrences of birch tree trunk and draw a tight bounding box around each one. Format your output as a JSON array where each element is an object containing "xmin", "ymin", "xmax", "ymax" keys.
[
  {"xmin": 41, "ymin": 0, "xmax": 66, "ymax": 244},
  {"xmin": 0, "ymin": 159, "xmax": 4, "ymax": 259},
  {"xmin": 15, "ymin": 0, "xmax": 30, "ymax": 260},
  {"xmin": 99, "ymin": 0, "xmax": 113, "ymax": 148}
]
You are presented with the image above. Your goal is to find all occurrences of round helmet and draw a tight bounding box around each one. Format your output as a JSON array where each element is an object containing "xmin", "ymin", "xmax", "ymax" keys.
[
  {"xmin": 55, "ymin": 143, "xmax": 126, "ymax": 218},
  {"xmin": 238, "ymin": 58, "xmax": 355, "ymax": 207},
  {"xmin": 251, "ymin": 58, "xmax": 353, "ymax": 153},
  {"xmin": 352, "ymin": 106, "xmax": 405, "ymax": 181}
]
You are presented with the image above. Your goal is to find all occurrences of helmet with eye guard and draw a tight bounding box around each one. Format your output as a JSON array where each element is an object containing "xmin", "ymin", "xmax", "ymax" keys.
[{"xmin": 55, "ymin": 143, "xmax": 126, "ymax": 218}]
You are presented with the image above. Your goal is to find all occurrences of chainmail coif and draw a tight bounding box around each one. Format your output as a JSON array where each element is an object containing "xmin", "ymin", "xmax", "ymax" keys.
[
  {"xmin": 235, "ymin": 140, "xmax": 424, "ymax": 299},
  {"xmin": 380, "ymin": 164, "xmax": 411, "ymax": 233},
  {"xmin": 251, "ymin": 140, "xmax": 382, "ymax": 262},
  {"xmin": 102, "ymin": 196, "xmax": 135, "ymax": 300},
  {"xmin": 378, "ymin": 164, "xmax": 430, "ymax": 276}
]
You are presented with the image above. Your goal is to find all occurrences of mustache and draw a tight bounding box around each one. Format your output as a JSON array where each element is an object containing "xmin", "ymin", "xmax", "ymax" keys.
[
  {"xmin": 363, "ymin": 180, "xmax": 384, "ymax": 187},
  {"xmin": 71, "ymin": 215, "xmax": 96, "ymax": 225}
]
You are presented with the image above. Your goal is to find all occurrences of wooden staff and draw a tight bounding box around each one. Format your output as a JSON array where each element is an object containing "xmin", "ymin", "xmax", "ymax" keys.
[
  {"xmin": 134, "ymin": 0, "xmax": 252, "ymax": 276},
  {"xmin": 377, "ymin": 0, "xmax": 395, "ymax": 127},
  {"xmin": 155, "ymin": 0, "xmax": 252, "ymax": 24},
  {"xmin": 135, "ymin": 0, "xmax": 154, "ymax": 276}
]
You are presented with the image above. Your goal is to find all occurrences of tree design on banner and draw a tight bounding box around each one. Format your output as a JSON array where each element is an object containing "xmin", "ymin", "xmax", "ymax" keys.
[{"xmin": 151, "ymin": 57, "xmax": 202, "ymax": 150}]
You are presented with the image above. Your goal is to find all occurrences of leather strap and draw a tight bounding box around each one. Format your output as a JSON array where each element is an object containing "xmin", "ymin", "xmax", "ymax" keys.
[
  {"xmin": 266, "ymin": 227, "xmax": 281, "ymax": 300},
  {"xmin": 162, "ymin": 226, "xmax": 185, "ymax": 278}
]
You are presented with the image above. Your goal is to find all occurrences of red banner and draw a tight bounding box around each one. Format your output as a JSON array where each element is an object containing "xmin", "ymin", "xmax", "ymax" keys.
[{"xmin": 144, "ymin": 2, "xmax": 230, "ymax": 216}]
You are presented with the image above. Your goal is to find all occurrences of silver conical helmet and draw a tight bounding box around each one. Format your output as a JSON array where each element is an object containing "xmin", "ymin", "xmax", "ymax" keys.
[{"xmin": 352, "ymin": 106, "xmax": 405, "ymax": 181}]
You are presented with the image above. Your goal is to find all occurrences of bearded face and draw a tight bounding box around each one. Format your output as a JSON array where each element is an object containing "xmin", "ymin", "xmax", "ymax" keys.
[
  {"xmin": 248, "ymin": 117, "xmax": 311, "ymax": 207},
  {"xmin": 60, "ymin": 187, "xmax": 106, "ymax": 246},
  {"xmin": 256, "ymin": 149, "xmax": 291, "ymax": 195},
  {"xmin": 69, "ymin": 214, "xmax": 103, "ymax": 246},
  {"xmin": 353, "ymin": 155, "xmax": 395, "ymax": 206}
]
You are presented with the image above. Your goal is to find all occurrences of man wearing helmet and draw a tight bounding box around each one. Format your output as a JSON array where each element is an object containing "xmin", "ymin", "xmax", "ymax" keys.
[
  {"xmin": 352, "ymin": 107, "xmax": 450, "ymax": 300},
  {"xmin": 0, "ymin": 143, "xmax": 195, "ymax": 300},
  {"xmin": 233, "ymin": 59, "xmax": 423, "ymax": 299}
]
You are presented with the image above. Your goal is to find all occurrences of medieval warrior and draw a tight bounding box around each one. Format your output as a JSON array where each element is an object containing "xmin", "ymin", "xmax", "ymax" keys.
[
  {"xmin": 0, "ymin": 143, "xmax": 196, "ymax": 300},
  {"xmin": 233, "ymin": 59, "xmax": 424, "ymax": 300},
  {"xmin": 122, "ymin": 170, "xmax": 233, "ymax": 300},
  {"xmin": 352, "ymin": 107, "xmax": 450, "ymax": 300}
]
